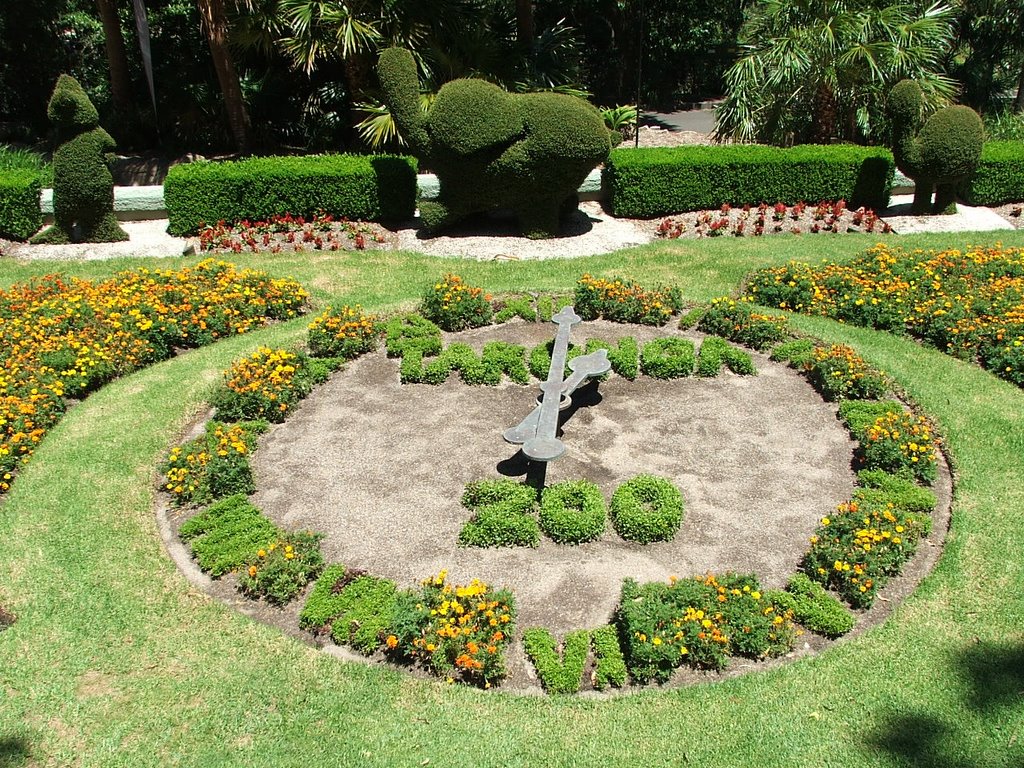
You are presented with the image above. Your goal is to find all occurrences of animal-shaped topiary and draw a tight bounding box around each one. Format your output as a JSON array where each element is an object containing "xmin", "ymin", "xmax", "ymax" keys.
[
  {"xmin": 377, "ymin": 47, "xmax": 617, "ymax": 239},
  {"xmin": 887, "ymin": 79, "xmax": 984, "ymax": 215},
  {"xmin": 32, "ymin": 75, "xmax": 128, "ymax": 243}
]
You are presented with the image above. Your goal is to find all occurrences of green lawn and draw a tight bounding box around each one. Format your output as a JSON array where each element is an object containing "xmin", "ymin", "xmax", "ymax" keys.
[{"xmin": 1, "ymin": 229, "xmax": 1023, "ymax": 767}]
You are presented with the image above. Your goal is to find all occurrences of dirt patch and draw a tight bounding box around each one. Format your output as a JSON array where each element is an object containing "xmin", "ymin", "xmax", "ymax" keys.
[
  {"xmin": 157, "ymin": 320, "xmax": 953, "ymax": 693},
  {"xmin": 993, "ymin": 203, "xmax": 1024, "ymax": 229},
  {"xmin": 0, "ymin": 603, "xmax": 15, "ymax": 630}
]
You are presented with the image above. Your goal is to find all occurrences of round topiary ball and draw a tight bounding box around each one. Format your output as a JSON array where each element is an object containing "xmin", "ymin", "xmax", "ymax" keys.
[
  {"xmin": 610, "ymin": 474, "xmax": 684, "ymax": 544},
  {"xmin": 539, "ymin": 480, "xmax": 607, "ymax": 544}
]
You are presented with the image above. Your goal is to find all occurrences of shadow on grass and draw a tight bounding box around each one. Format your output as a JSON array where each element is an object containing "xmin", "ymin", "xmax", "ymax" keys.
[
  {"xmin": 869, "ymin": 639, "xmax": 1024, "ymax": 767},
  {"xmin": 0, "ymin": 736, "xmax": 31, "ymax": 768}
]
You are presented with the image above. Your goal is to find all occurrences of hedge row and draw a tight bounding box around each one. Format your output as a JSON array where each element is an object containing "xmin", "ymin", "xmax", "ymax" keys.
[
  {"xmin": 164, "ymin": 153, "xmax": 417, "ymax": 235},
  {"xmin": 603, "ymin": 144, "xmax": 895, "ymax": 217},
  {"xmin": 962, "ymin": 141, "xmax": 1024, "ymax": 206},
  {"xmin": 0, "ymin": 171, "xmax": 42, "ymax": 240}
]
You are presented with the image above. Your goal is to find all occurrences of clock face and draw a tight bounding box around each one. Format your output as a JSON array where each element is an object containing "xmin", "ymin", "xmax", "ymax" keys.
[{"xmin": 249, "ymin": 319, "xmax": 859, "ymax": 634}]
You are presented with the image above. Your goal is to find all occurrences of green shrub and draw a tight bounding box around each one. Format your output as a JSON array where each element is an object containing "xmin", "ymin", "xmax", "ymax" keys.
[
  {"xmin": 770, "ymin": 338, "xmax": 815, "ymax": 366},
  {"xmin": 604, "ymin": 144, "xmax": 894, "ymax": 217},
  {"xmin": 329, "ymin": 575, "xmax": 400, "ymax": 654},
  {"xmin": 32, "ymin": 74, "xmax": 127, "ymax": 244},
  {"xmin": 179, "ymin": 494, "xmax": 279, "ymax": 577},
  {"xmin": 591, "ymin": 624, "xmax": 627, "ymax": 690},
  {"xmin": 458, "ymin": 479, "xmax": 540, "ymax": 548},
  {"xmin": 678, "ymin": 307, "xmax": 705, "ymax": 330},
  {"xmin": 804, "ymin": 344, "xmax": 887, "ymax": 401},
  {"xmin": 0, "ymin": 144, "xmax": 52, "ymax": 185},
  {"xmin": 838, "ymin": 399, "xmax": 903, "ymax": 439},
  {"xmin": 386, "ymin": 314, "xmax": 442, "ymax": 356},
  {"xmin": 585, "ymin": 337, "xmax": 640, "ymax": 380},
  {"xmin": 696, "ymin": 336, "xmax": 753, "ymax": 377},
  {"xmin": 307, "ymin": 305, "xmax": 382, "ymax": 360},
  {"xmin": 523, "ymin": 628, "xmax": 590, "ymax": 694},
  {"xmin": 767, "ymin": 574, "xmax": 855, "ymax": 638},
  {"xmin": 698, "ymin": 297, "xmax": 789, "ymax": 351},
  {"xmin": 856, "ymin": 470, "xmax": 936, "ymax": 515},
  {"xmin": 494, "ymin": 295, "xmax": 538, "ymax": 323},
  {"xmin": 539, "ymin": 480, "xmax": 607, "ymax": 544},
  {"xmin": 210, "ymin": 347, "xmax": 335, "ymax": 423},
  {"xmin": 398, "ymin": 341, "xmax": 529, "ymax": 386},
  {"xmin": 299, "ymin": 564, "xmax": 350, "ymax": 631},
  {"xmin": 610, "ymin": 474, "xmax": 684, "ymax": 544},
  {"xmin": 164, "ymin": 153, "xmax": 417, "ymax": 236},
  {"xmin": 859, "ymin": 409, "xmax": 939, "ymax": 484},
  {"xmin": 161, "ymin": 421, "xmax": 265, "ymax": 506},
  {"xmin": 238, "ymin": 531, "xmax": 325, "ymax": 605},
  {"xmin": 0, "ymin": 171, "xmax": 42, "ymax": 240},
  {"xmin": 962, "ymin": 141, "xmax": 1024, "ymax": 205},
  {"xmin": 640, "ymin": 337, "xmax": 695, "ymax": 379},
  {"xmin": 537, "ymin": 294, "xmax": 573, "ymax": 322},
  {"xmin": 617, "ymin": 573, "xmax": 795, "ymax": 682},
  {"xmin": 528, "ymin": 339, "xmax": 584, "ymax": 380}
]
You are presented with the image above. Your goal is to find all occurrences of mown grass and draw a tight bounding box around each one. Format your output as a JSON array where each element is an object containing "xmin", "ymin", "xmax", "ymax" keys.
[{"xmin": 1, "ymin": 229, "xmax": 1023, "ymax": 767}]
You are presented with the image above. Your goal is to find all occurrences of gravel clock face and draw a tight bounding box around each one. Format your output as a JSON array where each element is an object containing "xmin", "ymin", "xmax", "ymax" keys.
[{"xmin": 249, "ymin": 318, "xmax": 863, "ymax": 633}]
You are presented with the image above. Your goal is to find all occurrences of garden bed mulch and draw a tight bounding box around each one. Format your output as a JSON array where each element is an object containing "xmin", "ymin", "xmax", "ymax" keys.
[{"xmin": 157, "ymin": 320, "xmax": 953, "ymax": 694}]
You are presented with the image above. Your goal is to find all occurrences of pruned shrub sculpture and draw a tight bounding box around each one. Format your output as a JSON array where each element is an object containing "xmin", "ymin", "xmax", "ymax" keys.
[
  {"xmin": 887, "ymin": 79, "xmax": 984, "ymax": 215},
  {"xmin": 377, "ymin": 47, "xmax": 616, "ymax": 239},
  {"xmin": 32, "ymin": 74, "xmax": 128, "ymax": 244}
]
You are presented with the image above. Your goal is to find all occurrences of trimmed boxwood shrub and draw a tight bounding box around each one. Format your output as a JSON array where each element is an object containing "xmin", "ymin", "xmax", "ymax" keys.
[
  {"xmin": 640, "ymin": 337, "xmax": 695, "ymax": 379},
  {"xmin": 610, "ymin": 474, "xmax": 684, "ymax": 543},
  {"xmin": 0, "ymin": 171, "xmax": 42, "ymax": 240},
  {"xmin": 962, "ymin": 141, "xmax": 1024, "ymax": 205},
  {"xmin": 766, "ymin": 574, "xmax": 854, "ymax": 638},
  {"xmin": 604, "ymin": 144, "xmax": 894, "ymax": 217},
  {"xmin": 458, "ymin": 479, "xmax": 540, "ymax": 548},
  {"xmin": 539, "ymin": 480, "xmax": 607, "ymax": 544},
  {"xmin": 591, "ymin": 624, "xmax": 627, "ymax": 690},
  {"xmin": 178, "ymin": 494, "xmax": 279, "ymax": 577},
  {"xmin": 164, "ymin": 153, "xmax": 417, "ymax": 235},
  {"xmin": 523, "ymin": 628, "xmax": 590, "ymax": 694}
]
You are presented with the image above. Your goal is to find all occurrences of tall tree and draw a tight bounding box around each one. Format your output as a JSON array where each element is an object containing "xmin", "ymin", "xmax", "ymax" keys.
[
  {"xmin": 196, "ymin": 0, "xmax": 251, "ymax": 151},
  {"xmin": 95, "ymin": 0, "xmax": 134, "ymax": 112}
]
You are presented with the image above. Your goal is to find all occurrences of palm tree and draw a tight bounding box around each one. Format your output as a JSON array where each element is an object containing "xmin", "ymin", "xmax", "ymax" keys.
[
  {"xmin": 94, "ymin": 0, "xmax": 134, "ymax": 114},
  {"xmin": 714, "ymin": 0, "xmax": 958, "ymax": 145},
  {"xmin": 197, "ymin": 0, "xmax": 252, "ymax": 151}
]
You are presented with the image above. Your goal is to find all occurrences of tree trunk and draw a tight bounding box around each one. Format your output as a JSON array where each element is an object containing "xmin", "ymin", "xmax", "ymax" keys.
[
  {"xmin": 1015, "ymin": 62, "xmax": 1024, "ymax": 113},
  {"xmin": 95, "ymin": 0, "xmax": 133, "ymax": 112},
  {"xmin": 515, "ymin": 0, "xmax": 534, "ymax": 49},
  {"xmin": 810, "ymin": 82, "xmax": 837, "ymax": 143},
  {"xmin": 196, "ymin": 0, "xmax": 251, "ymax": 152}
]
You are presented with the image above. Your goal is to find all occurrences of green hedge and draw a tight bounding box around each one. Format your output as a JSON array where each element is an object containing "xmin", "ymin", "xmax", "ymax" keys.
[
  {"xmin": 0, "ymin": 171, "xmax": 42, "ymax": 240},
  {"xmin": 604, "ymin": 145, "xmax": 894, "ymax": 217},
  {"xmin": 164, "ymin": 154, "xmax": 418, "ymax": 235},
  {"xmin": 962, "ymin": 141, "xmax": 1024, "ymax": 205}
]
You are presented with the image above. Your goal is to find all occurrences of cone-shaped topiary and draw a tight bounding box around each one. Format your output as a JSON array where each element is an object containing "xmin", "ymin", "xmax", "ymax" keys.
[
  {"xmin": 32, "ymin": 74, "xmax": 128, "ymax": 244},
  {"xmin": 887, "ymin": 79, "xmax": 984, "ymax": 215},
  {"xmin": 377, "ymin": 47, "xmax": 617, "ymax": 239}
]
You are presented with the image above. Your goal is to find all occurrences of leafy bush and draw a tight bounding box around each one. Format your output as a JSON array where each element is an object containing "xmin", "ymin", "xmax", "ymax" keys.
[
  {"xmin": 420, "ymin": 274, "xmax": 492, "ymax": 331},
  {"xmin": 804, "ymin": 344, "xmax": 887, "ymax": 401},
  {"xmin": 329, "ymin": 575, "xmax": 400, "ymax": 654},
  {"xmin": 307, "ymin": 305, "xmax": 382, "ymax": 359},
  {"xmin": 0, "ymin": 171, "xmax": 42, "ymax": 240},
  {"xmin": 766, "ymin": 574, "xmax": 854, "ymax": 638},
  {"xmin": 802, "ymin": 493, "xmax": 931, "ymax": 608},
  {"xmin": 161, "ymin": 420, "xmax": 265, "ymax": 506},
  {"xmin": 529, "ymin": 339, "xmax": 584, "ymax": 380},
  {"xmin": 458, "ymin": 479, "xmax": 540, "ymax": 548},
  {"xmin": 385, "ymin": 313, "xmax": 443, "ymax": 368},
  {"xmin": 178, "ymin": 494, "xmax": 279, "ymax": 577},
  {"xmin": 862, "ymin": 409, "xmax": 939, "ymax": 484},
  {"xmin": 210, "ymin": 347, "xmax": 336, "ymax": 423},
  {"xmin": 387, "ymin": 571, "xmax": 515, "ymax": 686},
  {"xmin": 165, "ymin": 153, "xmax": 417, "ymax": 235},
  {"xmin": 238, "ymin": 532, "xmax": 325, "ymax": 605},
  {"xmin": 617, "ymin": 573, "xmax": 796, "ymax": 682},
  {"xmin": 963, "ymin": 141, "xmax": 1024, "ymax": 205},
  {"xmin": 698, "ymin": 297, "xmax": 789, "ymax": 350},
  {"xmin": 585, "ymin": 337, "xmax": 640, "ymax": 380},
  {"xmin": 398, "ymin": 341, "xmax": 529, "ymax": 386},
  {"xmin": 640, "ymin": 337, "xmax": 695, "ymax": 379},
  {"xmin": 539, "ymin": 480, "xmax": 607, "ymax": 544},
  {"xmin": 856, "ymin": 470, "xmax": 936, "ymax": 515},
  {"xmin": 604, "ymin": 144, "xmax": 894, "ymax": 217},
  {"xmin": 523, "ymin": 628, "xmax": 591, "ymax": 694},
  {"xmin": 575, "ymin": 274, "xmax": 682, "ymax": 325},
  {"xmin": 696, "ymin": 336, "xmax": 755, "ymax": 377},
  {"xmin": 610, "ymin": 474, "xmax": 684, "ymax": 544},
  {"xmin": 494, "ymin": 295, "xmax": 538, "ymax": 323},
  {"xmin": 299, "ymin": 564, "xmax": 350, "ymax": 631},
  {"xmin": 770, "ymin": 339, "xmax": 815, "ymax": 366},
  {"xmin": 591, "ymin": 624, "xmax": 628, "ymax": 690}
]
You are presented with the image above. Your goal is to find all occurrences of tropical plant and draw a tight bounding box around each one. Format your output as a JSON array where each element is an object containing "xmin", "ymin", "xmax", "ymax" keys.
[{"xmin": 714, "ymin": 0, "xmax": 959, "ymax": 145}]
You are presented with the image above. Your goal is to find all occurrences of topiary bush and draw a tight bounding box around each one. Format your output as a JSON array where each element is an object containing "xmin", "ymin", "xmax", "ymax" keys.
[
  {"xmin": 610, "ymin": 474, "xmax": 684, "ymax": 544},
  {"xmin": 766, "ymin": 574, "xmax": 855, "ymax": 638},
  {"xmin": 591, "ymin": 624, "xmax": 627, "ymax": 690},
  {"xmin": 377, "ymin": 47, "xmax": 615, "ymax": 239},
  {"xmin": 604, "ymin": 144, "xmax": 894, "ymax": 217},
  {"xmin": 164, "ymin": 153, "xmax": 417, "ymax": 236},
  {"xmin": 523, "ymin": 628, "xmax": 590, "ymax": 694},
  {"xmin": 888, "ymin": 79, "xmax": 984, "ymax": 214},
  {"xmin": 539, "ymin": 480, "xmax": 607, "ymax": 544},
  {"xmin": 458, "ymin": 478, "xmax": 540, "ymax": 548},
  {"xmin": 178, "ymin": 494, "xmax": 280, "ymax": 577},
  {"xmin": 31, "ymin": 74, "xmax": 127, "ymax": 244},
  {"xmin": 0, "ymin": 171, "xmax": 42, "ymax": 240},
  {"xmin": 640, "ymin": 337, "xmax": 695, "ymax": 379}
]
